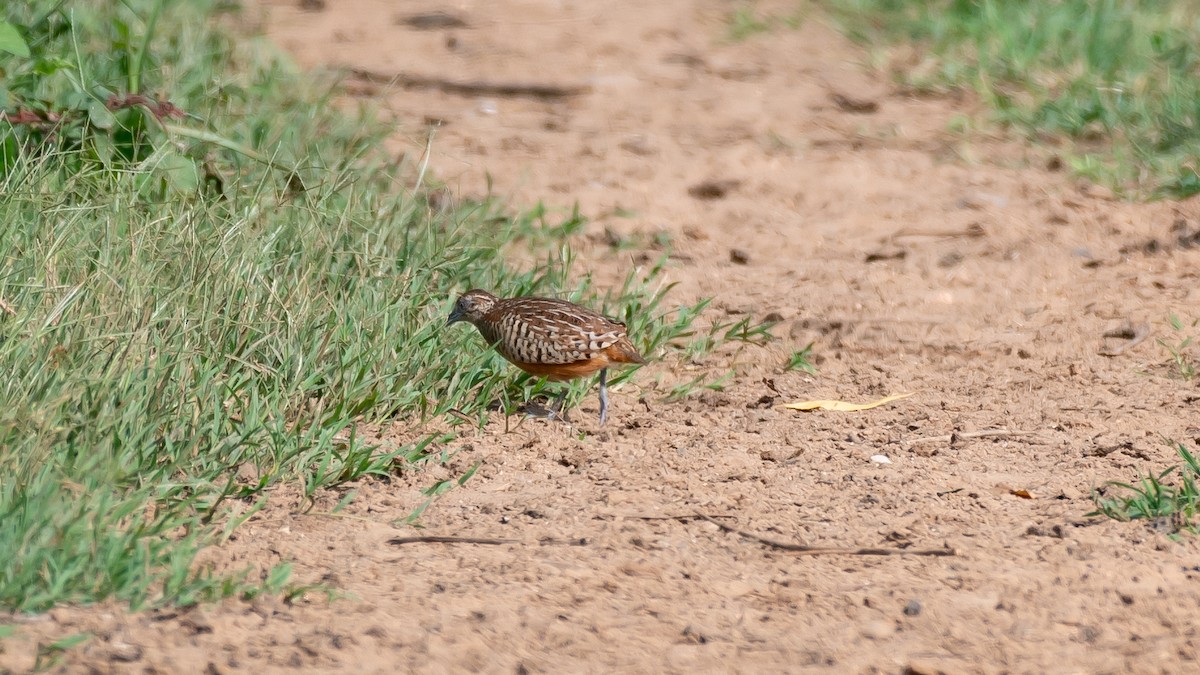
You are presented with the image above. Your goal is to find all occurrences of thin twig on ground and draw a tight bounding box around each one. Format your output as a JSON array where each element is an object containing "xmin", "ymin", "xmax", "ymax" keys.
[
  {"xmin": 347, "ymin": 68, "xmax": 591, "ymax": 99},
  {"xmin": 889, "ymin": 224, "xmax": 986, "ymax": 240},
  {"xmin": 907, "ymin": 429, "xmax": 1038, "ymax": 444},
  {"xmin": 389, "ymin": 535, "xmax": 515, "ymax": 545},
  {"xmin": 695, "ymin": 514, "xmax": 956, "ymax": 557},
  {"xmin": 387, "ymin": 535, "xmax": 587, "ymax": 546},
  {"xmin": 595, "ymin": 513, "xmax": 737, "ymax": 521}
]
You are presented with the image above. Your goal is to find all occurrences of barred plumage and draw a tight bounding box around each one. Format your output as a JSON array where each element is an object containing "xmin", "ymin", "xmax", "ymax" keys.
[{"xmin": 446, "ymin": 289, "xmax": 645, "ymax": 424}]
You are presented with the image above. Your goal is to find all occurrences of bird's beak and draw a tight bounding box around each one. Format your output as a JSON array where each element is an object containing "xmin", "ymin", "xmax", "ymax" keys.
[{"xmin": 446, "ymin": 309, "xmax": 462, "ymax": 326}]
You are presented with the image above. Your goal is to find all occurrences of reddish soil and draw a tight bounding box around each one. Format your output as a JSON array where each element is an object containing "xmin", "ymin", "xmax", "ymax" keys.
[{"xmin": 6, "ymin": 0, "xmax": 1200, "ymax": 672}]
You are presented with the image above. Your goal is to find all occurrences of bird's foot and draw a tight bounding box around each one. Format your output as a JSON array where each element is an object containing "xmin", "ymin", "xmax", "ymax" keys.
[{"xmin": 518, "ymin": 397, "xmax": 572, "ymax": 424}]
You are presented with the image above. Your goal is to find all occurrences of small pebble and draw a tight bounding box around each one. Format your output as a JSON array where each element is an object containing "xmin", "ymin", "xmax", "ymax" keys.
[
  {"xmin": 861, "ymin": 620, "xmax": 894, "ymax": 639},
  {"xmin": 903, "ymin": 599, "xmax": 922, "ymax": 616},
  {"xmin": 109, "ymin": 641, "xmax": 143, "ymax": 662},
  {"xmin": 870, "ymin": 454, "xmax": 891, "ymax": 465}
]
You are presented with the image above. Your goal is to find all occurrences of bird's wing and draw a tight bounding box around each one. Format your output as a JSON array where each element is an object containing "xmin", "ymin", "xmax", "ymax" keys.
[{"xmin": 497, "ymin": 299, "xmax": 627, "ymax": 365}]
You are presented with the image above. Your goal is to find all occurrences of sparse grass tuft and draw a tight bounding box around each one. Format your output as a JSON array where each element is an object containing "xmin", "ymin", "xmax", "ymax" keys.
[
  {"xmin": 1158, "ymin": 313, "xmax": 1197, "ymax": 380},
  {"xmin": 729, "ymin": 5, "xmax": 773, "ymax": 41},
  {"xmin": 663, "ymin": 372, "xmax": 732, "ymax": 402},
  {"xmin": 784, "ymin": 343, "xmax": 817, "ymax": 373},
  {"xmin": 34, "ymin": 632, "xmax": 92, "ymax": 671},
  {"xmin": 1089, "ymin": 442, "xmax": 1200, "ymax": 536},
  {"xmin": 727, "ymin": 3, "xmax": 808, "ymax": 42},
  {"xmin": 828, "ymin": 0, "xmax": 1200, "ymax": 198}
]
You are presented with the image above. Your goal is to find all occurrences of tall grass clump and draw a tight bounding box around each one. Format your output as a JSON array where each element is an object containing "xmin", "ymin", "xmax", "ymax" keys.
[
  {"xmin": 0, "ymin": 1, "xmax": 719, "ymax": 611},
  {"xmin": 829, "ymin": 0, "xmax": 1200, "ymax": 198}
]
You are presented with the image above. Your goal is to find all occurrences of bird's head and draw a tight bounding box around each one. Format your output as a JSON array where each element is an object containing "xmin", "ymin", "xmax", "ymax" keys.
[{"xmin": 446, "ymin": 289, "xmax": 498, "ymax": 326}]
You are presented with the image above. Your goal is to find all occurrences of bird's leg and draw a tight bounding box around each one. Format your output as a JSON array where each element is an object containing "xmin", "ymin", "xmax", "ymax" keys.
[
  {"xmin": 598, "ymin": 368, "xmax": 609, "ymax": 426},
  {"xmin": 550, "ymin": 388, "xmax": 571, "ymax": 423}
]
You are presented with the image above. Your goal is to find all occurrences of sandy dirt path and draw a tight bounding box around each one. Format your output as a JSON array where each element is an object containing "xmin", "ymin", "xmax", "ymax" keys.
[{"xmin": 6, "ymin": 0, "xmax": 1200, "ymax": 673}]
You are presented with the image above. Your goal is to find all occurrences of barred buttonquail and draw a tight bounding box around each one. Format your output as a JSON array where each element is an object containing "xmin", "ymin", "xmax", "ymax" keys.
[{"xmin": 447, "ymin": 289, "xmax": 645, "ymax": 425}]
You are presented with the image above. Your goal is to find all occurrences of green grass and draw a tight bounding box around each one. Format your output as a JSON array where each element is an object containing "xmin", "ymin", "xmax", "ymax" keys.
[
  {"xmin": 828, "ymin": 0, "xmax": 1200, "ymax": 198},
  {"xmin": 1089, "ymin": 442, "xmax": 1200, "ymax": 535},
  {"xmin": 0, "ymin": 0, "xmax": 735, "ymax": 612},
  {"xmin": 727, "ymin": 3, "xmax": 808, "ymax": 42},
  {"xmin": 1158, "ymin": 313, "xmax": 1197, "ymax": 380},
  {"xmin": 729, "ymin": 5, "xmax": 774, "ymax": 41},
  {"xmin": 784, "ymin": 343, "xmax": 816, "ymax": 373},
  {"xmin": 34, "ymin": 632, "xmax": 92, "ymax": 671}
]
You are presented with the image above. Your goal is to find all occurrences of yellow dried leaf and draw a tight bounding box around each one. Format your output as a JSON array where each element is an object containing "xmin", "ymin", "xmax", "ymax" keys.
[{"xmin": 781, "ymin": 392, "xmax": 914, "ymax": 412}]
